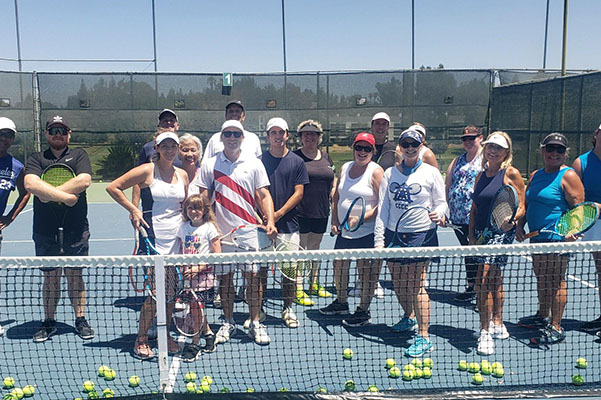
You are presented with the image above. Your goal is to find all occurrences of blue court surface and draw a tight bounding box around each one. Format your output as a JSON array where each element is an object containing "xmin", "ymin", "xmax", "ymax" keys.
[{"xmin": 0, "ymin": 203, "xmax": 600, "ymax": 399}]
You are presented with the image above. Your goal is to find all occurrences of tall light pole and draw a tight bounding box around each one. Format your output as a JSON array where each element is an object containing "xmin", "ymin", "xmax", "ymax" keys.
[
  {"xmin": 561, "ymin": 0, "xmax": 568, "ymax": 76},
  {"xmin": 281, "ymin": 0, "xmax": 287, "ymax": 73},
  {"xmin": 411, "ymin": 0, "xmax": 415, "ymax": 69},
  {"xmin": 542, "ymin": 0, "xmax": 550, "ymax": 70}
]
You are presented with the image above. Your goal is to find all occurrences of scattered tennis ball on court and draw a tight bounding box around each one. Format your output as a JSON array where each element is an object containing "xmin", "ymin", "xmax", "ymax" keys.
[
  {"xmin": 480, "ymin": 363, "xmax": 492, "ymax": 375},
  {"xmin": 576, "ymin": 357, "xmax": 588, "ymax": 369},
  {"xmin": 411, "ymin": 358, "xmax": 422, "ymax": 368},
  {"xmin": 413, "ymin": 368, "xmax": 423, "ymax": 379},
  {"xmin": 422, "ymin": 367, "xmax": 432, "ymax": 379},
  {"xmin": 22, "ymin": 385, "xmax": 34, "ymax": 398},
  {"xmin": 245, "ymin": 387, "xmax": 255, "ymax": 392},
  {"xmin": 423, "ymin": 358, "xmax": 434, "ymax": 368},
  {"xmin": 103, "ymin": 370, "xmax": 116, "ymax": 381},
  {"xmin": 344, "ymin": 380, "xmax": 355, "ymax": 391},
  {"xmin": 314, "ymin": 387, "xmax": 327, "ymax": 394},
  {"xmin": 219, "ymin": 387, "xmax": 231, "ymax": 393},
  {"xmin": 278, "ymin": 388, "xmax": 290, "ymax": 392},
  {"xmin": 83, "ymin": 380, "xmax": 95, "ymax": 393},
  {"xmin": 128, "ymin": 375, "xmax": 140, "ymax": 387},
  {"xmin": 200, "ymin": 381, "xmax": 211, "ymax": 393},
  {"xmin": 385, "ymin": 358, "xmax": 396, "ymax": 369},
  {"xmin": 343, "ymin": 348, "xmax": 354, "ymax": 359},
  {"xmin": 185, "ymin": 382, "xmax": 196, "ymax": 393},
  {"xmin": 492, "ymin": 367, "xmax": 504, "ymax": 378},
  {"xmin": 468, "ymin": 362, "xmax": 480, "ymax": 373},
  {"xmin": 367, "ymin": 384, "xmax": 379, "ymax": 392},
  {"xmin": 97, "ymin": 366, "xmax": 109, "ymax": 377},
  {"xmin": 480, "ymin": 360, "xmax": 490, "ymax": 369},
  {"xmin": 491, "ymin": 361, "xmax": 503, "ymax": 370},
  {"xmin": 389, "ymin": 366, "xmax": 401, "ymax": 378},
  {"xmin": 3, "ymin": 394, "xmax": 17, "ymax": 400},
  {"xmin": 404, "ymin": 363, "xmax": 416, "ymax": 372},
  {"xmin": 9, "ymin": 389, "xmax": 23, "ymax": 400},
  {"xmin": 3, "ymin": 377, "xmax": 15, "ymax": 389},
  {"xmin": 572, "ymin": 374, "xmax": 584, "ymax": 386},
  {"xmin": 102, "ymin": 388, "xmax": 114, "ymax": 398},
  {"xmin": 402, "ymin": 370, "xmax": 414, "ymax": 381},
  {"xmin": 184, "ymin": 372, "xmax": 197, "ymax": 383},
  {"xmin": 458, "ymin": 360, "xmax": 468, "ymax": 371},
  {"xmin": 201, "ymin": 375, "xmax": 213, "ymax": 385},
  {"xmin": 87, "ymin": 390, "xmax": 99, "ymax": 399},
  {"xmin": 472, "ymin": 373, "xmax": 484, "ymax": 385}
]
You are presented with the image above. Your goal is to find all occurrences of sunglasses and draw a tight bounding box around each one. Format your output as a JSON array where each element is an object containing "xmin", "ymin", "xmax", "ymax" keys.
[
  {"xmin": 222, "ymin": 130, "xmax": 242, "ymax": 138},
  {"xmin": 48, "ymin": 127, "xmax": 69, "ymax": 136},
  {"xmin": 544, "ymin": 144, "xmax": 566, "ymax": 154},
  {"xmin": 353, "ymin": 145, "xmax": 373, "ymax": 153},
  {"xmin": 461, "ymin": 136, "xmax": 478, "ymax": 142},
  {"xmin": 400, "ymin": 141, "xmax": 421, "ymax": 148},
  {"xmin": 0, "ymin": 130, "xmax": 15, "ymax": 138}
]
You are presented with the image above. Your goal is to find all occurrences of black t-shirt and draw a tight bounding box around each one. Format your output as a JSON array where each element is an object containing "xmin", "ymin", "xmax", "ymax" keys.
[
  {"xmin": 293, "ymin": 149, "xmax": 335, "ymax": 219},
  {"xmin": 25, "ymin": 147, "xmax": 92, "ymax": 235},
  {"xmin": 373, "ymin": 140, "xmax": 397, "ymax": 171}
]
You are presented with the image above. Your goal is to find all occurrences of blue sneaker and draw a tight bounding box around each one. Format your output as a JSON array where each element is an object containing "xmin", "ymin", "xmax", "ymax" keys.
[
  {"xmin": 404, "ymin": 335, "xmax": 434, "ymax": 357},
  {"xmin": 392, "ymin": 316, "xmax": 418, "ymax": 333}
]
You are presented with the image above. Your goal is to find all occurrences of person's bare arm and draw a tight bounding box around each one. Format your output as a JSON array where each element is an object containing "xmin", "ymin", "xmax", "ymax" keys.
[{"xmin": 0, "ymin": 170, "xmax": 31, "ymax": 230}]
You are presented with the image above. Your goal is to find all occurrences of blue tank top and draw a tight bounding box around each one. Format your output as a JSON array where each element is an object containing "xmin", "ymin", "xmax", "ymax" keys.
[
  {"xmin": 578, "ymin": 150, "xmax": 601, "ymax": 202},
  {"xmin": 472, "ymin": 168, "xmax": 506, "ymax": 231},
  {"xmin": 0, "ymin": 155, "xmax": 24, "ymax": 215},
  {"xmin": 526, "ymin": 167, "xmax": 570, "ymax": 240}
]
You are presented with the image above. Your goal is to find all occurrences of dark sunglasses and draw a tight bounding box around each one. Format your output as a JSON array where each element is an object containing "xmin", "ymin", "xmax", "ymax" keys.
[
  {"xmin": 222, "ymin": 130, "xmax": 242, "ymax": 138},
  {"xmin": 461, "ymin": 136, "xmax": 478, "ymax": 142},
  {"xmin": 354, "ymin": 145, "xmax": 373, "ymax": 153},
  {"xmin": 48, "ymin": 127, "xmax": 69, "ymax": 136},
  {"xmin": 400, "ymin": 140, "xmax": 420, "ymax": 148},
  {"xmin": 544, "ymin": 144, "xmax": 566, "ymax": 154},
  {"xmin": 0, "ymin": 130, "xmax": 15, "ymax": 138}
]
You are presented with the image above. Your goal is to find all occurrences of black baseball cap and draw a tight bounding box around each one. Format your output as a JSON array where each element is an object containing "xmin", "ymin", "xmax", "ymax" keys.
[
  {"xmin": 542, "ymin": 133, "xmax": 568, "ymax": 147},
  {"xmin": 158, "ymin": 109, "xmax": 178, "ymax": 122},
  {"xmin": 46, "ymin": 115, "xmax": 70, "ymax": 130},
  {"xmin": 225, "ymin": 100, "xmax": 244, "ymax": 112}
]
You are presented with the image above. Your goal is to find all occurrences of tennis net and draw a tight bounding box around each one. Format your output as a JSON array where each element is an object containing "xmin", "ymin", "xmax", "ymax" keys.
[{"xmin": 0, "ymin": 241, "xmax": 600, "ymax": 399}]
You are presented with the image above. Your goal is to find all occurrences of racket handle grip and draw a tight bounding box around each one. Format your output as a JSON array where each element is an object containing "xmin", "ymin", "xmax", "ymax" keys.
[
  {"xmin": 523, "ymin": 231, "xmax": 539, "ymax": 239},
  {"xmin": 57, "ymin": 227, "xmax": 65, "ymax": 255}
]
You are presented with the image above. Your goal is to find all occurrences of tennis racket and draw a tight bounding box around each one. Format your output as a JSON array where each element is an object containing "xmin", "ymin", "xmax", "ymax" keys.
[
  {"xmin": 273, "ymin": 239, "xmax": 312, "ymax": 282},
  {"xmin": 476, "ymin": 185, "xmax": 518, "ymax": 245},
  {"xmin": 41, "ymin": 163, "xmax": 76, "ymax": 255},
  {"xmin": 376, "ymin": 149, "xmax": 399, "ymax": 168},
  {"xmin": 524, "ymin": 202, "xmax": 599, "ymax": 240},
  {"xmin": 330, "ymin": 196, "xmax": 366, "ymax": 236},
  {"xmin": 389, "ymin": 206, "xmax": 438, "ymax": 248},
  {"xmin": 129, "ymin": 227, "xmax": 145, "ymax": 293},
  {"xmin": 173, "ymin": 289, "xmax": 205, "ymax": 338},
  {"xmin": 220, "ymin": 224, "xmax": 274, "ymax": 251}
]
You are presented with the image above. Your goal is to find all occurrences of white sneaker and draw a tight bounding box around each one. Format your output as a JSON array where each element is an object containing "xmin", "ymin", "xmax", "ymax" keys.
[
  {"xmin": 477, "ymin": 329, "xmax": 494, "ymax": 355},
  {"xmin": 0, "ymin": 323, "xmax": 4, "ymax": 336},
  {"xmin": 248, "ymin": 322, "xmax": 270, "ymax": 345},
  {"xmin": 213, "ymin": 293, "xmax": 222, "ymax": 309},
  {"xmin": 215, "ymin": 322, "xmax": 236, "ymax": 344},
  {"xmin": 490, "ymin": 321, "xmax": 509, "ymax": 339},
  {"xmin": 348, "ymin": 280, "xmax": 361, "ymax": 297},
  {"xmin": 243, "ymin": 309, "xmax": 267, "ymax": 329},
  {"xmin": 374, "ymin": 281, "xmax": 385, "ymax": 299},
  {"xmin": 282, "ymin": 307, "xmax": 299, "ymax": 328}
]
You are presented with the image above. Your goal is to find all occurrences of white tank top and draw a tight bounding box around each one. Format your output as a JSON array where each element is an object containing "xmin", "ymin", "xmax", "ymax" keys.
[
  {"xmin": 149, "ymin": 164, "xmax": 186, "ymax": 250},
  {"xmin": 337, "ymin": 161, "xmax": 379, "ymax": 239}
]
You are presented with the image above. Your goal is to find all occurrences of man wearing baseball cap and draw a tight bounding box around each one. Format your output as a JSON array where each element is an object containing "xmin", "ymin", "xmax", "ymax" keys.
[
  {"xmin": 203, "ymin": 100, "xmax": 262, "ymax": 161},
  {"xmin": 24, "ymin": 115, "xmax": 95, "ymax": 343},
  {"xmin": 370, "ymin": 112, "xmax": 397, "ymax": 170}
]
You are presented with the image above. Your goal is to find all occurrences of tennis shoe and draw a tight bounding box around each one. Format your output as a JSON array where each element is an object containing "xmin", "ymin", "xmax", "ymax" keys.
[
  {"xmin": 489, "ymin": 321, "xmax": 509, "ymax": 339},
  {"xmin": 404, "ymin": 334, "xmax": 434, "ymax": 357},
  {"xmin": 202, "ymin": 334, "xmax": 216, "ymax": 353},
  {"xmin": 580, "ymin": 315, "xmax": 601, "ymax": 332},
  {"xmin": 349, "ymin": 281, "xmax": 385, "ymax": 299},
  {"xmin": 295, "ymin": 291, "xmax": 314, "ymax": 306},
  {"xmin": 282, "ymin": 307, "xmax": 299, "ymax": 328},
  {"xmin": 33, "ymin": 319, "xmax": 57, "ymax": 343},
  {"xmin": 215, "ymin": 322, "xmax": 236, "ymax": 344},
  {"xmin": 454, "ymin": 286, "xmax": 476, "ymax": 302},
  {"xmin": 243, "ymin": 309, "xmax": 266, "ymax": 329},
  {"xmin": 309, "ymin": 282, "xmax": 332, "ymax": 298},
  {"xmin": 181, "ymin": 343, "xmax": 202, "ymax": 362},
  {"xmin": 477, "ymin": 329, "xmax": 494, "ymax": 355},
  {"xmin": 392, "ymin": 316, "xmax": 418, "ymax": 333},
  {"xmin": 518, "ymin": 314, "xmax": 550, "ymax": 329},
  {"xmin": 248, "ymin": 322, "xmax": 270, "ymax": 345},
  {"xmin": 319, "ymin": 299, "xmax": 349, "ymax": 315},
  {"xmin": 213, "ymin": 293, "xmax": 222, "ymax": 309},
  {"xmin": 0, "ymin": 323, "xmax": 4, "ymax": 337},
  {"xmin": 75, "ymin": 317, "xmax": 95, "ymax": 340},
  {"xmin": 342, "ymin": 307, "xmax": 371, "ymax": 327},
  {"xmin": 535, "ymin": 324, "xmax": 566, "ymax": 345}
]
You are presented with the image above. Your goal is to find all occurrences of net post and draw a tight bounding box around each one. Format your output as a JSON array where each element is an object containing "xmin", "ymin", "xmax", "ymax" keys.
[{"xmin": 154, "ymin": 255, "xmax": 171, "ymax": 393}]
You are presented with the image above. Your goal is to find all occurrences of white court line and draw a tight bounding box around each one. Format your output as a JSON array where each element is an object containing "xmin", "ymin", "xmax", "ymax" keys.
[
  {"xmin": 519, "ymin": 255, "xmax": 598, "ymax": 290},
  {"xmin": 166, "ymin": 337, "xmax": 187, "ymax": 392},
  {"xmin": 4, "ymin": 238, "xmax": 130, "ymax": 244}
]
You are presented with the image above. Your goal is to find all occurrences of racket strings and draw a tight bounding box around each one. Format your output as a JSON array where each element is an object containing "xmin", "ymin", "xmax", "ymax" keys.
[
  {"xmin": 490, "ymin": 190, "xmax": 517, "ymax": 229},
  {"xmin": 557, "ymin": 204, "xmax": 598, "ymax": 236},
  {"xmin": 42, "ymin": 166, "xmax": 74, "ymax": 186}
]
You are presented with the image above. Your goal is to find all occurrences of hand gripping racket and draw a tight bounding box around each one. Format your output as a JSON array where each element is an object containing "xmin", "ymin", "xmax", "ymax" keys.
[
  {"xmin": 388, "ymin": 206, "xmax": 438, "ymax": 248},
  {"xmin": 476, "ymin": 185, "xmax": 518, "ymax": 245},
  {"xmin": 41, "ymin": 163, "xmax": 76, "ymax": 255},
  {"xmin": 330, "ymin": 196, "xmax": 366, "ymax": 236},
  {"xmin": 525, "ymin": 202, "xmax": 599, "ymax": 240}
]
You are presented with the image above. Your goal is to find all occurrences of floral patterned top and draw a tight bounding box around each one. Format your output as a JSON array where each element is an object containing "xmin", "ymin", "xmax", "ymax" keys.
[{"xmin": 447, "ymin": 152, "xmax": 483, "ymax": 225}]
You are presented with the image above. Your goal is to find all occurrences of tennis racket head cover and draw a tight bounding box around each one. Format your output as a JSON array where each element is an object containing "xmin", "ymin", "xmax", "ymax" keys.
[
  {"xmin": 554, "ymin": 201, "xmax": 600, "ymax": 237},
  {"xmin": 41, "ymin": 163, "xmax": 75, "ymax": 186},
  {"xmin": 341, "ymin": 196, "xmax": 366, "ymax": 232},
  {"xmin": 394, "ymin": 206, "xmax": 436, "ymax": 247},
  {"xmin": 489, "ymin": 185, "xmax": 518, "ymax": 233}
]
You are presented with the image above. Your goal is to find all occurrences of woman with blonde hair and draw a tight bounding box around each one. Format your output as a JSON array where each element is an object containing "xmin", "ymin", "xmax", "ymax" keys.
[{"xmin": 468, "ymin": 131, "xmax": 525, "ymax": 356}]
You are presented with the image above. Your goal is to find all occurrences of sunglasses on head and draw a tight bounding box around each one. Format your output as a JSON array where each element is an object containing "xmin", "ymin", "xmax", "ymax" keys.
[
  {"xmin": 461, "ymin": 136, "xmax": 477, "ymax": 142},
  {"xmin": 544, "ymin": 144, "xmax": 566, "ymax": 154},
  {"xmin": 48, "ymin": 127, "xmax": 69, "ymax": 136},
  {"xmin": 222, "ymin": 130, "xmax": 242, "ymax": 138},
  {"xmin": 400, "ymin": 140, "xmax": 420, "ymax": 148},
  {"xmin": 0, "ymin": 130, "xmax": 15, "ymax": 138},
  {"xmin": 353, "ymin": 144, "xmax": 373, "ymax": 153}
]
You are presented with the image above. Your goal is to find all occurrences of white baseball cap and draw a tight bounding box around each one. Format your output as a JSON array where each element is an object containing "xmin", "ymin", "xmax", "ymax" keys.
[
  {"xmin": 371, "ymin": 112, "xmax": 390, "ymax": 123},
  {"xmin": 266, "ymin": 117, "xmax": 289, "ymax": 132},
  {"xmin": 156, "ymin": 131, "xmax": 179, "ymax": 145},
  {"xmin": 408, "ymin": 124, "xmax": 426, "ymax": 138},
  {"xmin": 482, "ymin": 133, "xmax": 509, "ymax": 149},
  {"xmin": 0, "ymin": 117, "xmax": 17, "ymax": 134},
  {"xmin": 221, "ymin": 120, "xmax": 244, "ymax": 132}
]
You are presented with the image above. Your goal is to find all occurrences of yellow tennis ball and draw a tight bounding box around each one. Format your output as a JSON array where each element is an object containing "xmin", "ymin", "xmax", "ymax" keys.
[
  {"xmin": 367, "ymin": 384, "xmax": 379, "ymax": 392},
  {"xmin": 245, "ymin": 387, "xmax": 255, "ymax": 392},
  {"xmin": 491, "ymin": 361, "xmax": 503, "ymax": 370},
  {"xmin": 102, "ymin": 388, "xmax": 114, "ymax": 398},
  {"xmin": 184, "ymin": 372, "xmax": 197, "ymax": 383},
  {"xmin": 472, "ymin": 373, "xmax": 484, "ymax": 385},
  {"xmin": 404, "ymin": 363, "xmax": 416, "ymax": 372},
  {"xmin": 572, "ymin": 374, "xmax": 584, "ymax": 386},
  {"xmin": 423, "ymin": 358, "xmax": 434, "ymax": 368},
  {"xmin": 201, "ymin": 375, "xmax": 213, "ymax": 385},
  {"xmin": 83, "ymin": 380, "xmax": 95, "ymax": 393},
  {"xmin": 402, "ymin": 370, "xmax": 414, "ymax": 381},
  {"xmin": 278, "ymin": 388, "xmax": 290, "ymax": 392},
  {"xmin": 480, "ymin": 360, "xmax": 490, "ymax": 369},
  {"xmin": 3, "ymin": 394, "xmax": 17, "ymax": 400},
  {"xmin": 576, "ymin": 357, "xmax": 588, "ymax": 369},
  {"xmin": 22, "ymin": 385, "xmax": 35, "ymax": 397},
  {"xmin": 458, "ymin": 360, "xmax": 468, "ymax": 371},
  {"xmin": 104, "ymin": 369, "xmax": 116, "ymax": 381},
  {"xmin": 468, "ymin": 362, "xmax": 480, "ymax": 373},
  {"xmin": 200, "ymin": 381, "xmax": 210, "ymax": 393},
  {"xmin": 385, "ymin": 358, "xmax": 396, "ymax": 369},
  {"xmin": 3, "ymin": 377, "xmax": 15, "ymax": 389},
  {"xmin": 97, "ymin": 365, "xmax": 109, "ymax": 377},
  {"xmin": 413, "ymin": 367, "xmax": 423, "ymax": 379},
  {"xmin": 88, "ymin": 391, "xmax": 100, "ymax": 399},
  {"xmin": 10, "ymin": 388, "xmax": 23, "ymax": 400},
  {"xmin": 481, "ymin": 363, "xmax": 492, "ymax": 375},
  {"xmin": 411, "ymin": 358, "xmax": 423, "ymax": 368},
  {"xmin": 185, "ymin": 382, "xmax": 196, "ymax": 393},
  {"xmin": 128, "ymin": 375, "xmax": 140, "ymax": 387},
  {"xmin": 343, "ymin": 348, "xmax": 354, "ymax": 359},
  {"xmin": 492, "ymin": 367, "xmax": 504, "ymax": 378},
  {"xmin": 422, "ymin": 367, "xmax": 432, "ymax": 379},
  {"xmin": 314, "ymin": 387, "xmax": 327, "ymax": 394},
  {"xmin": 219, "ymin": 387, "xmax": 231, "ymax": 393},
  {"xmin": 389, "ymin": 366, "xmax": 401, "ymax": 378},
  {"xmin": 344, "ymin": 380, "xmax": 355, "ymax": 391}
]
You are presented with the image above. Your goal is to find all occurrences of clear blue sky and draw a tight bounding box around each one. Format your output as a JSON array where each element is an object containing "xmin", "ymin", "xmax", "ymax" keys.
[{"xmin": 0, "ymin": 0, "xmax": 599, "ymax": 73}]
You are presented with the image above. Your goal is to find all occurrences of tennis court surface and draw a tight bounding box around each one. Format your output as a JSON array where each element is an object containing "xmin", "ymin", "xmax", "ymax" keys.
[{"xmin": 0, "ymin": 204, "xmax": 600, "ymax": 399}]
